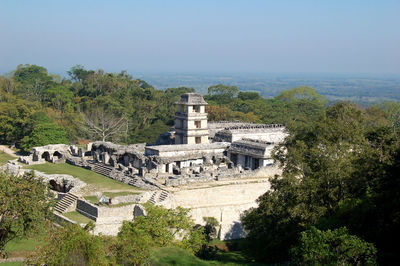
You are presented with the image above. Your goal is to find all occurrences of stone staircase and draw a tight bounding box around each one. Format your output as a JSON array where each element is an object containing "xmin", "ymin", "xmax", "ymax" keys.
[
  {"xmin": 84, "ymin": 161, "xmax": 159, "ymax": 190},
  {"xmin": 55, "ymin": 192, "xmax": 78, "ymax": 213},
  {"xmin": 128, "ymin": 176, "xmax": 139, "ymax": 186},
  {"xmin": 149, "ymin": 191, "xmax": 158, "ymax": 204},
  {"xmin": 159, "ymin": 190, "xmax": 169, "ymax": 202},
  {"xmin": 148, "ymin": 190, "xmax": 169, "ymax": 205},
  {"xmin": 90, "ymin": 162, "xmax": 113, "ymax": 177}
]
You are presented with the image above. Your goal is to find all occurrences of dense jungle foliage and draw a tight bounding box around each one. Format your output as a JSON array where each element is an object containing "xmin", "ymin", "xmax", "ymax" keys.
[
  {"xmin": 1, "ymin": 64, "xmax": 400, "ymax": 264},
  {"xmin": 241, "ymin": 100, "xmax": 400, "ymax": 264},
  {"xmin": 0, "ymin": 64, "xmax": 354, "ymax": 151}
]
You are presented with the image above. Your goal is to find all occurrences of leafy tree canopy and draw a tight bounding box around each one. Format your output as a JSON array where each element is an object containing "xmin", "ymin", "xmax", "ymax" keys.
[
  {"xmin": 27, "ymin": 222, "xmax": 109, "ymax": 265},
  {"xmin": 0, "ymin": 171, "xmax": 54, "ymax": 256},
  {"xmin": 291, "ymin": 227, "xmax": 376, "ymax": 265}
]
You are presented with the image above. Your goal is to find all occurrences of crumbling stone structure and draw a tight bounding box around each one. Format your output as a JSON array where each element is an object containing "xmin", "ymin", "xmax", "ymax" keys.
[
  {"xmin": 18, "ymin": 144, "xmax": 80, "ymax": 165},
  {"xmin": 14, "ymin": 93, "xmax": 290, "ymax": 240},
  {"xmin": 18, "ymin": 93, "xmax": 287, "ymax": 189}
]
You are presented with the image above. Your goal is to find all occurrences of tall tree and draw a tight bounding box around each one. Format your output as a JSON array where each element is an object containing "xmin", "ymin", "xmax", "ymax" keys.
[
  {"xmin": 82, "ymin": 107, "xmax": 127, "ymax": 142},
  {"xmin": 206, "ymin": 84, "xmax": 238, "ymax": 105},
  {"xmin": 27, "ymin": 222, "xmax": 110, "ymax": 265},
  {"xmin": 0, "ymin": 172, "xmax": 54, "ymax": 256}
]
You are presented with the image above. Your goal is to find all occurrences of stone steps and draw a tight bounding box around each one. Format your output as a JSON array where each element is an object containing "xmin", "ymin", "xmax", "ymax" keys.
[
  {"xmin": 148, "ymin": 190, "xmax": 169, "ymax": 205},
  {"xmin": 55, "ymin": 192, "xmax": 78, "ymax": 213},
  {"xmin": 159, "ymin": 190, "xmax": 169, "ymax": 202},
  {"xmin": 128, "ymin": 176, "xmax": 138, "ymax": 186},
  {"xmin": 149, "ymin": 191, "xmax": 157, "ymax": 204},
  {"xmin": 90, "ymin": 162, "xmax": 113, "ymax": 177}
]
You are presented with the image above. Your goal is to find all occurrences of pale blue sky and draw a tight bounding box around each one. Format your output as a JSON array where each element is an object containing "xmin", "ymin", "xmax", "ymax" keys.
[{"xmin": 0, "ymin": 0, "xmax": 399, "ymax": 75}]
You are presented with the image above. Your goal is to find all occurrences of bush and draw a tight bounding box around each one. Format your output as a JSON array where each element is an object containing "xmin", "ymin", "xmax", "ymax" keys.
[{"xmin": 291, "ymin": 227, "xmax": 377, "ymax": 265}]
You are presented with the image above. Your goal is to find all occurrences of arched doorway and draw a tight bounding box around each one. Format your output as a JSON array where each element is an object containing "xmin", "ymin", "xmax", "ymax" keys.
[
  {"xmin": 53, "ymin": 151, "xmax": 63, "ymax": 160},
  {"xmin": 41, "ymin": 152, "xmax": 50, "ymax": 162},
  {"xmin": 49, "ymin": 179, "xmax": 63, "ymax": 192}
]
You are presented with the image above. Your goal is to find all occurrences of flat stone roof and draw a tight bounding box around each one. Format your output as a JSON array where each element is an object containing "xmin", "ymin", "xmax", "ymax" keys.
[
  {"xmin": 228, "ymin": 139, "xmax": 275, "ymax": 158},
  {"xmin": 146, "ymin": 142, "xmax": 230, "ymax": 152},
  {"xmin": 232, "ymin": 138, "xmax": 275, "ymax": 148},
  {"xmin": 175, "ymin": 93, "xmax": 208, "ymax": 105}
]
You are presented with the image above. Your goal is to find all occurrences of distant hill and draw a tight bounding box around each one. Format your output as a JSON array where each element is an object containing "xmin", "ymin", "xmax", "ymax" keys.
[{"xmin": 136, "ymin": 72, "xmax": 400, "ymax": 106}]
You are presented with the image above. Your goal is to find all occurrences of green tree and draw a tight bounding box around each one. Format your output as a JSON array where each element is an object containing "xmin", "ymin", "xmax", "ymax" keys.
[
  {"xmin": 27, "ymin": 222, "xmax": 109, "ymax": 265},
  {"xmin": 0, "ymin": 98, "xmax": 36, "ymax": 145},
  {"xmin": 242, "ymin": 102, "xmax": 369, "ymax": 263},
  {"xmin": 21, "ymin": 118, "xmax": 68, "ymax": 152},
  {"xmin": 118, "ymin": 204, "xmax": 206, "ymax": 257},
  {"xmin": 67, "ymin": 65, "xmax": 94, "ymax": 83},
  {"xmin": 291, "ymin": 227, "xmax": 376, "ymax": 265},
  {"xmin": 378, "ymin": 101, "xmax": 400, "ymax": 134},
  {"xmin": 275, "ymin": 86, "xmax": 327, "ymax": 131},
  {"xmin": 202, "ymin": 217, "xmax": 219, "ymax": 242},
  {"xmin": 237, "ymin": 91, "xmax": 262, "ymax": 101},
  {"xmin": 115, "ymin": 223, "xmax": 153, "ymax": 265},
  {"xmin": 207, "ymin": 84, "xmax": 238, "ymax": 105},
  {"xmin": 44, "ymin": 85, "xmax": 74, "ymax": 113},
  {"xmin": 0, "ymin": 171, "xmax": 53, "ymax": 256},
  {"xmin": 13, "ymin": 64, "xmax": 55, "ymax": 102}
]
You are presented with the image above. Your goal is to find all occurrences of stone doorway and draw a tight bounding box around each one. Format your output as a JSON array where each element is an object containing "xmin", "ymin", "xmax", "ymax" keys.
[{"xmin": 41, "ymin": 152, "xmax": 50, "ymax": 162}]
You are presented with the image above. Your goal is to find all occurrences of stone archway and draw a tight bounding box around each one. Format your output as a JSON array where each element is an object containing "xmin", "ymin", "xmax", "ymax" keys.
[
  {"xmin": 49, "ymin": 179, "xmax": 72, "ymax": 193},
  {"xmin": 49, "ymin": 179, "xmax": 63, "ymax": 192},
  {"xmin": 53, "ymin": 151, "xmax": 63, "ymax": 160},
  {"xmin": 41, "ymin": 152, "xmax": 50, "ymax": 162}
]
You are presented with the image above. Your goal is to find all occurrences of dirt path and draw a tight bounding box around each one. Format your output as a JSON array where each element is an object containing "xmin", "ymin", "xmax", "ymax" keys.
[
  {"xmin": 0, "ymin": 145, "xmax": 18, "ymax": 157},
  {"xmin": 0, "ymin": 257, "xmax": 25, "ymax": 263}
]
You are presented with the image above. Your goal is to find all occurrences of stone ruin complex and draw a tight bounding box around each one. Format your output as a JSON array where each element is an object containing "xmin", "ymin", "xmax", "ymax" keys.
[{"xmin": 11, "ymin": 93, "xmax": 288, "ymax": 239}]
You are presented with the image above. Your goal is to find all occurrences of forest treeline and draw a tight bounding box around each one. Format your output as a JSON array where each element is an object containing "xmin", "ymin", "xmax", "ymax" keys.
[
  {"xmin": 1, "ymin": 64, "xmax": 400, "ymax": 264},
  {"xmin": 1, "ymin": 64, "xmax": 399, "ymax": 152}
]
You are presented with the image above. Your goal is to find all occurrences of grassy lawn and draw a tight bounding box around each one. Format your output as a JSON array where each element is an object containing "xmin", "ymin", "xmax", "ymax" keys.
[
  {"xmin": 4, "ymin": 237, "xmax": 43, "ymax": 253},
  {"xmin": 103, "ymin": 191, "xmax": 141, "ymax": 197},
  {"xmin": 151, "ymin": 247, "xmax": 214, "ymax": 266},
  {"xmin": 150, "ymin": 246, "xmax": 264, "ymax": 266},
  {"xmin": 84, "ymin": 195, "xmax": 98, "ymax": 204},
  {"xmin": 63, "ymin": 211, "xmax": 93, "ymax": 224},
  {"xmin": 24, "ymin": 163, "xmax": 143, "ymax": 193},
  {"xmin": 2, "ymin": 229, "xmax": 47, "ymax": 263},
  {"xmin": 0, "ymin": 152, "xmax": 16, "ymax": 166}
]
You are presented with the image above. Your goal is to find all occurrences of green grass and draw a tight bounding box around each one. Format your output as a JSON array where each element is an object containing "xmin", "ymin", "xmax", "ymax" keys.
[
  {"xmin": 63, "ymin": 211, "xmax": 93, "ymax": 224},
  {"xmin": 84, "ymin": 195, "xmax": 98, "ymax": 204},
  {"xmin": 103, "ymin": 191, "xmax": 140, "ymax": 197},
  {"xmin": 2, "ymin": 229, "xmax": 47, "ymax": 263},
  {"xmin": 0, "ymin": 152, "xmax": 16, "ymax": 166},
  {"xmin": 24, "ymin": 163, "xmax": 143, "ymax": 192},
  {"xmin": 4, "ymin": 237, "xmax": 44, "ymax": 253},
  {"xmin": 151, "ymin": 247, "xmax": 213, "ymax": 266},
  {"xmin": 150, "ymin": 246, "xmax": 264, "ymax": 266}
]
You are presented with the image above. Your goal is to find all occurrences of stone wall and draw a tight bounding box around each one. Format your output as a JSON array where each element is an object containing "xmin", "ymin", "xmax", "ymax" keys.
[
  {"xmin": 94, "ymin": 204, "xmax": 135, "ymax": 235},
  {"xmin": 113, "ymin": 194, "xmax": 141, "ymax": 204},
  {"xmin": 1, "ymin": 162, "xmax": 86, "ymax": 194},
  {"xmin": 159, "ymin": 180, "xmax": 271, "ymax": 240},
  {"xmin": 76, "ymin": 199, "xmax": 98, "ymax": 220}
]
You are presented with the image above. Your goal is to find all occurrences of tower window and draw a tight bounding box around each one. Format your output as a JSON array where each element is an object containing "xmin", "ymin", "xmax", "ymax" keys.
[
  {"xmin": 195, "ymin": 137, "xmax": 201, "ymax": 144},
  {"xmin": 193, "ymin": 105, "xmax": 200, "ymax": 112},
  {"xmin": 195, "ymin": 121, "xmax": 201, "ymax": 128}
]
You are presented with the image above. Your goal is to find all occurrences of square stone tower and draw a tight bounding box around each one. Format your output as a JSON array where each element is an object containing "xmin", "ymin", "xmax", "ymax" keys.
[{"xmin": 175, "ymin": 93, "xmax": 209, "ymax": 144}]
